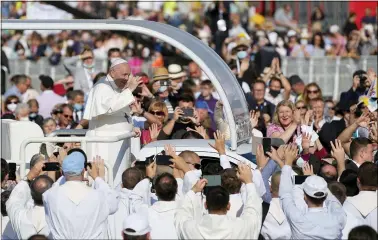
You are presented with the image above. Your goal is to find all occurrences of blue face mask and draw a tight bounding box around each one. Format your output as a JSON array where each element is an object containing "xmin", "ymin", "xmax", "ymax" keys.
[
  {"xmin": 237, "ymin": 51, "xmax": 248, "ymax": 59},
  {"xmin": 74, "ymin": 103, "xmax": 83, "ymax": 111}
]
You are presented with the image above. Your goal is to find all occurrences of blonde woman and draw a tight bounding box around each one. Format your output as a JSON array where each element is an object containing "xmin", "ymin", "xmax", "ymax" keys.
[
  {"xmin": 303, "ymin": 82, "xmax": 323, "ymax": 105},
  {"xmin": 267, "ymin": 100, "xmax": 301, "ymax": 143},
  {"xmin": 140, "ymin": 101, "xmax": 169, "ymax": 145}
]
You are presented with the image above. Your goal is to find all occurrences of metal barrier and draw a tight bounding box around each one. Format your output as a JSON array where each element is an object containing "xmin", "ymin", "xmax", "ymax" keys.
[
  {"xmin": 6, "ymin": 56, "xmax": 378, "ymax": 100},
  {"xmin": 49, "ymin": 129, "xmax": 88, "ymax": 137},
  {"xmin": 17, "ymin": 131, "xmax": 136, "ymax": 187}
]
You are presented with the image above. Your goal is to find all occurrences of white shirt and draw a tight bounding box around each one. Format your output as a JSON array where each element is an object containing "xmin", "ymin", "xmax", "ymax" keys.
[
  {"xmin": 43, "ymin": 178, "xmax": 119, "ymax": 239},
  {"xmin": 227, "ymin": 193, "xmax": 244, "ymax": 217},
  {"xmin": 261, "ymin": 198, "xmax": 291, "ymax": 240},
  {"xmin": 36, "ymin": 90, "xmax": 66, "ymax": 118},
  {"xmin": 107, "ymin": 188, "xmax": 141, "ymax": 240},
  {"xmin": 6, "ymin": 181, "xmax": 49, "ymax": 239},
  {"xmin": 131, "ymin": 178, "xmax": 184, "ymax": 239},
  {"xmin": 342, "ymin": 191, "xmax": 377, "ymax": 238},
  {"xmin": 175, "ymin": 183, "xmax": 262, "ymax": 239}
]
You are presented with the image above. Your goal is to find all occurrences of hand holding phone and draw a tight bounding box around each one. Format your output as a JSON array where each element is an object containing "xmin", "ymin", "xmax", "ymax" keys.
[{"xmin": 182, "ymin": 108, "xmax": 194, "ymax": 118}]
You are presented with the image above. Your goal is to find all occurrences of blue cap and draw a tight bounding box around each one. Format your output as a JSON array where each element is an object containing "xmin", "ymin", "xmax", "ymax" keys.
[
  {"xmin": 62, "ymin": 152, "xmax": 85, "ymax": 174},
  {"xmin": 195, "ymin": 101, "xmax": 213, "ymax": 114}
]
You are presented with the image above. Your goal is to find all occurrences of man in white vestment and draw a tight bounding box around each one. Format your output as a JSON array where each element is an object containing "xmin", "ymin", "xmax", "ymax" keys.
[
  {"xmin": 43, "ymin": 153, "xmax": 119, "ymax": 239},
  {"xmin": 83, "ymin": 58, "xmax": 142, "ymax": 185}
]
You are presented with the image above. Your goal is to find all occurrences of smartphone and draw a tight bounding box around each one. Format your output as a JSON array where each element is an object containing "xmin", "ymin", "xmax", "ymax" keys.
[
  {"xmin": 294, "ymin": 175, "xmax": 309, "ymax": 185},
  {"xmin": 155, "ymin": 155, "xmax": 171, "ymax": 166},
  {"xmin": 42, "ymin": 162, "xmax": 61, "ymax": 171},
  {"xmin": 203, "ymin": 175, "xmax": 221, "ymax": 187},
  {"xmin": 182, "ymin": 108, "xmax": 194, "ymax": 118},
  {"xmin": 262, "ymin": 138, "xmax": 271, "ymax": 156},
  {"xmin": 8, "ymin": 163, "xmax": 17, "ymax": 181},
  {"xmin": 160, "ymin": 80, "xmax": 170, "ymax": 87}
]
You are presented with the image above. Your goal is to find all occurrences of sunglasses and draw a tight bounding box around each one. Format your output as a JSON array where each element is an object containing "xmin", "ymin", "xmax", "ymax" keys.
[
  {"xmin": 191, "ymin": 163, "xmax": 201, "ymax": 170},
  {"xmin": 8, "ymin": 101, "xmax": 18, "ymax": 104},
  {"xmin": 64, "ymin": 114, "xmax": 73, "ymax": 119},
  {"xmin": 297, "ymin": 106, "xmax": 306, "ymax": 110},
  {"xmin": 149, "ymin": 111, "xmax": 165, "ymax": 116},
  {"xmin": 307, "ymin": 90, "xmax": 319, "ymax": 94}
]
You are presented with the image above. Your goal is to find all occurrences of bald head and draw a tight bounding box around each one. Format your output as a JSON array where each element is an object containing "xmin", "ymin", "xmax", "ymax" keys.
[
  {"xmin": 30, "ymin": 175, "xmax": 54, "ymax": 206},
  {"xmin": 109, "ymin": 60, "xmax": 131, "ymax": 89},
  {"xmin": 271, "ymin": 171, "xmax": 281, "ymax": 196},
  {"xmin": 179, "ymin": 151, "xmax": 200, "ymax": 170}
]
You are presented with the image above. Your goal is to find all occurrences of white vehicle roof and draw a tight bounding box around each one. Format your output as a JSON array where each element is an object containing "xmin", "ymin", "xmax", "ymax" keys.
[{"xmin": 138, "ymin": 139, "xmax": 257, "ymax": 169}]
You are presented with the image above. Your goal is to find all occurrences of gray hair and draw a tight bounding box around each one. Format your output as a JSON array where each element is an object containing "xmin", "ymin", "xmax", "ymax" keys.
[
  {"xmin": 13, "ymin": 75, "xmax": 27, "ymax": 85},
  {"xmin": 14, "ymin": 103, "xmax": 29, "ymax": 116},
  {"xmin": 30, "ymin": 154, "xmax": 44, "ymax": 169},
  {"xmin": 63, "ymin": 171, "xmax": 82, "ymax": 178}
]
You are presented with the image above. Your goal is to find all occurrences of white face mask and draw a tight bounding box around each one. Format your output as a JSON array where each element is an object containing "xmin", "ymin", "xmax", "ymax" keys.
[
  {"xmin": 19, "ymin": 117, "xmax": 29, "ymax": 121},
  {"xmin": 300, "ymin": 39, "xmax": 308, "ymax": 45},
  {"xmin": 7, "ymin": 103, "xmax": 17, "ymax": 112},
  {"xmin": 277, "ymin": 39, "xmax": 284, "ymax": 47}
]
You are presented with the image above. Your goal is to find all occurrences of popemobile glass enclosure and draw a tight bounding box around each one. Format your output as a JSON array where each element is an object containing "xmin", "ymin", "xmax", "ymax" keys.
[{"xmin": 1, "ymin": 19, "xmax": 252, "ymax": 151}]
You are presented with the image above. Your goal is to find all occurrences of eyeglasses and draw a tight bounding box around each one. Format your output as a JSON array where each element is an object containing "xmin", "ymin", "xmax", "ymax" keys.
[
  {"xmin": 307, "ymin": 90, "xmax": 319, "ymax": 94},
  {"xmin": 64, "ymin": 114, "xmax": 73, "ymax": 119},
  {"xmin": 328, "ymin": 107, "xmax": 335, "ymax": 110},
  {"xmin": 296, "ymin": 106, "xmax": 306, "ymax": 110},
  {"xmin": 149, "ymin": 111, "xmax": 165, "ymax": 116}
]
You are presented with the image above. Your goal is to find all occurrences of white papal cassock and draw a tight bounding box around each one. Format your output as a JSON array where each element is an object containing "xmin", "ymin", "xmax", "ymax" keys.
[{"xmin": 83, "ymin": 75, "xmax": 135, "ymax": 185}]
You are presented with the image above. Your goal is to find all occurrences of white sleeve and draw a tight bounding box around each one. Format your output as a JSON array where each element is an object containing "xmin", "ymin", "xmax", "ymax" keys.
[
  {"xmin": 183, "ymin": 170, "xmax": 201, "ymax": 194},
  {"xmin": 240, "ymin": 183, "xmax": 263, "ymax": 239},
  {"xmin": 6, "ymin": 181, "xmax": 35, "ymax": 239},
  {"xmin": 94, "ymin": 177, "xmax": 120, "ymax": 215},
  {"xmin": 175, "ymin": 178, "xmax": 184, "ymax": 201},
  {"xmin": 220, "ymin": 155, "xmax": 232, "ymax": 169},
  {"xmin": 252, "ymin": 169, "xmax": 266, "ymax": 197},
  {"xmin": 130, "ymin": 179, "xmax": 151, "ymax": 209}
]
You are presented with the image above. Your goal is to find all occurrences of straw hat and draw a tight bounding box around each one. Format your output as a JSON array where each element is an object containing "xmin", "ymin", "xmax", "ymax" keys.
[
  {"xmin": 168, "ymin": 64, "xmax": 186, "ymax": 79},
  {"xmin": 153, "ymin": 67, "xmax": 171, "ymax": 82}
]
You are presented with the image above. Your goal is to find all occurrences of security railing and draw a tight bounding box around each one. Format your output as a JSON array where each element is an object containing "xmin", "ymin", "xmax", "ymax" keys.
[
  {"xmin": 16, "ymin": 131, "xmax": 136, "ymax": 187},
  {"xmin": 6, "ymin": 56, "xmax": 378, "ymax": 100}
]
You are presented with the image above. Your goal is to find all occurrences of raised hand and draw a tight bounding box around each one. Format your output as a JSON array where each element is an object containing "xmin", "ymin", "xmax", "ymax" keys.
[
  {"xmin": 125, "ymin": 75, "xmax": 142, "ymax": 92},
  {"xmin": 330, "ymin": 139, "xmax": 345, "ymax": 163},
  {"xmin": 283, "ymin": 144, "xmax": 298, "ymax": 166},
  {"xmin": 209, "ymin": 130, "xmax": 226, "ymax": 155},
  {"xmin": 356, "ymin": 112, "xmax": 370, "ymax": 128},
  {"xmin": 192, "ymin": 179, "xmax": 208, "ymax": 193},
  {"xmin": 256, "ymin": 144, "xmax": 269, "ymax": 170},
  {"xmin": 294, "ymin": 109, "xmax": 302, "ymax": 125},
  {"xmin": 187, "ymin": 126, "xmax": 209, "ymax": 139},
  {"xmin": 139, "ymin": 84, "xmax": 154, "ymax": 98},
  {"xmin": 149, "ymin": 123, "xmax": 160, "ymax": 141},
  {"xmin": 237, "ymin": 164, "xmax": 253, "ymax": 184},
  {"xmin": 26, "ymin": 160, "xmax": 45, "ymax": 181},
  {"xmin": 146, "ymin": 160, "xmax": 157, "ymax": 179},
  {"xmin": 302, "ymin": 162, "xmax": 314, "ymax": 176},
  {"xmin": 164, "ymin": 144, "xmax": 177, "ymax": 158},
  {"xmin": 133, "ymin": 127, "xmax": 141, "ymax": 138},
  {"xmin": 304, "ymin": 109, "xmax": 313, "ymax": 126},
  {"xmin": 173, "ymin": 107, "xmax": 183, "ymax": 121},
  {"xmin": 250, "ymin": 110, "xmax": 259, "ymax": 129},
  {"xmin": 369, "ymin": 122, "xmax": 377, "ymax": 143}
]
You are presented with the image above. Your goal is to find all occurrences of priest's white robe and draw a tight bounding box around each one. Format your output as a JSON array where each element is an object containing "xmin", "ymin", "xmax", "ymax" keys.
[{"xmin": 83, "ymin": 75, "xmax": 135, "ymax": 185}]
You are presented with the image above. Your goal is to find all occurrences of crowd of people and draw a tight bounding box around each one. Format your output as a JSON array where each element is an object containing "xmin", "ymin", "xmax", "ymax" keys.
[{"xmin": 1, "ymin": 1, "xmax": 378, "ymax": 240}]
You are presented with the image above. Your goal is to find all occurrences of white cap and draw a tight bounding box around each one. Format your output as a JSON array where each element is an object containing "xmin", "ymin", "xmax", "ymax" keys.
[
  {"xmin": 329, "ymin": 25, "xmax": 339, "ymax": 34},
  {"xmin": 123, "ymin": 213, "xmax": 151, "ymax": 236},
  {"xmin": 110, "ymin": 58, "xmax": 128, "ymax": 69},
  {"xmin": 303, "ymin": 175, "xmax": 328, "ymax": 198},
  {"xmin": 287, "ymin": 30, "xmax": 297, "ymax": 37},
  {"xmin": 268, "ymin": 32, "xmax": 278, "ymax": 45}
]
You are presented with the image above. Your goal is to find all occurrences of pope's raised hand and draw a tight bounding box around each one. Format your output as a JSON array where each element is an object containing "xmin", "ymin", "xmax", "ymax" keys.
[{"xmin": 125, "ymin": 75, "xmax": 142, "ymax": 92}]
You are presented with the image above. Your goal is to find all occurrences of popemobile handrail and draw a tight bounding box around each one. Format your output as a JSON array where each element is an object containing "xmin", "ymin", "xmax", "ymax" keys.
[{"xmin": 17, "ymin": 131, "xmax": 136, "ymax": 187}]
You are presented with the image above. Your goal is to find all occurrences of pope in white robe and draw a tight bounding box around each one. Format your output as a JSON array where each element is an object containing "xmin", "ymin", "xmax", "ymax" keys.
[{"xmin": 83, "ymin": 58, "xmax": 142, "ymax": 185}]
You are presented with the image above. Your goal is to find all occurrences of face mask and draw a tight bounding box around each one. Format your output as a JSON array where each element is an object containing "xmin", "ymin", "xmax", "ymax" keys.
[
  {"xmin": 158, "ymin": 86, "xmax": 168, "ymax": 93},
  {"xmin": 7, "ymin": 103, "xmax": 17, "ymax": 112},
  {"xmin": 74, "ymin": 103, "xmax": 83, "ymax": 111},
  {"xmin": 269, "ymin": 89, "xmax": 281, "ymax": 98},
  {"xmin": 237, "ymin": 51, "xmax": 248, "ymax": 59},
  {"xmin": 17, "ymin": 49, "xmax": 24, "ymax": 55},
  {"xmin": 29, "ymin": 113, "xmax": 37, "ymax": 119},
  {"xmin": 19, "ymin": 117, "xmax": 29, "ymax": 121},
  {"xmin": 83, "ymin": 63, "xmax": 94, "ymax": 69},
  {"xmin": 300, "ymin": 39, "xmax": 308, "ymax": 45},
  {"xmin": 128, "ymin": 41, "xmax": 134, "ymax": 49},
  {"xmin": 194, "ymin": 91, "xmax": 201, "ymax": 99}
]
